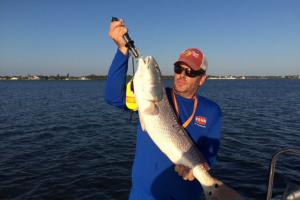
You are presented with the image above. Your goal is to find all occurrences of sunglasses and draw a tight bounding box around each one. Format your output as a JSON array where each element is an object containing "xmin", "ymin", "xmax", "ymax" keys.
[{"xmin": 174, "ymin": 65, "xmax": 205, "ymax": 77}]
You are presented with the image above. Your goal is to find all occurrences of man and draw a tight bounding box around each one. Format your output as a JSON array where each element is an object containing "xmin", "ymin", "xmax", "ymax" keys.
[{"xmin": 105, "ymin": 19, "xmax": 222, "ymax": 200}]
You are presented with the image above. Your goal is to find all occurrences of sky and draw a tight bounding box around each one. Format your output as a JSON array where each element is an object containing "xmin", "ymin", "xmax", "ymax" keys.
[{"xmin": 0, "ymin": 0, "xmax": 299, "ymax": 76}]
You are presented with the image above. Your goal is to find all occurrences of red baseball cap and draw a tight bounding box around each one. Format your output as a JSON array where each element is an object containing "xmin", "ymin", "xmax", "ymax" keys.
[{"xmin": 174, "ymin": 48, "xmax": 208, "ymax": 73}]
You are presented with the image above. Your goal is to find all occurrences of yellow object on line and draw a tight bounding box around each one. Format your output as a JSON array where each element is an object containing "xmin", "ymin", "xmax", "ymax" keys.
[{"xmin": 126, "ymin": 79, "xmax": 138, "ymax": 111}]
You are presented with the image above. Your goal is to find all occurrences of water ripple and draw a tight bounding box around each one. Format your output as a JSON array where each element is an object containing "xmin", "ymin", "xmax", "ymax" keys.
[{"xmin": 0, "ymin": 80, "xmax": 299, "ymax": 200}]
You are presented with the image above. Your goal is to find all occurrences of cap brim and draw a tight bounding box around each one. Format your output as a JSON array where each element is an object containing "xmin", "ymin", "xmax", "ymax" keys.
[{"xmin": 174, "ymin": 58, "xmax": 199, "ymax": 71}]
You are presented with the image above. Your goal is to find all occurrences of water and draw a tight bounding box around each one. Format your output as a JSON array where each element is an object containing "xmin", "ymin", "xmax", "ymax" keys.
[{"xmin": 0, "ymin": 80, "xmax": 299, "ymax": 200}]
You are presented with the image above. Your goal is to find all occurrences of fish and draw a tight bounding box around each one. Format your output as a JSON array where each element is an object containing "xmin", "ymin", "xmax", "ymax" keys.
[{"xmin": 133, "ymin": 56, "xmax": 244, "ymax": 200}]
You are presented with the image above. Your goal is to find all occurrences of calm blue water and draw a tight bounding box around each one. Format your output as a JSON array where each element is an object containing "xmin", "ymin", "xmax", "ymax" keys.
[{"xmin": 0, "ymin": 80, "xmax": 299, "ymax": 200}]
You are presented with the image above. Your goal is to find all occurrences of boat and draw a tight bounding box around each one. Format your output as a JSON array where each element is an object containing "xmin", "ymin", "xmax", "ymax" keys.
[{"xmin": 267, "ymin": 148, "xmax": 300, "ymax": 200}]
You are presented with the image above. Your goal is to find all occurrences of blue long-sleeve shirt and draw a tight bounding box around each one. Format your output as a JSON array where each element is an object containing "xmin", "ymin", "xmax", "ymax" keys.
[{"xmin": 105, "ymin": 49, "xmax": 222, "ymax": 200}]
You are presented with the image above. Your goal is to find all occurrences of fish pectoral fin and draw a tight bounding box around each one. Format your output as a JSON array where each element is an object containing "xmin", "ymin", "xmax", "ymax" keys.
[
  {"xmin": 143, "ymin": 102, "xmax": 159, "ymax": 115},
  {"xmin": 140, "ymin": 116, "xmax": 146, "ymax": 131},
  {"xmin": 137, "ymin": 110, "xmax": 146, "ymax": 131}
]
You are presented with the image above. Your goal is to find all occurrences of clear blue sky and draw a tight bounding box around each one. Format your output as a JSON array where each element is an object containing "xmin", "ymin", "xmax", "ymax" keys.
[{"xmin": 0, "ymin": 0, "xmax": 299, "ymax": 76}]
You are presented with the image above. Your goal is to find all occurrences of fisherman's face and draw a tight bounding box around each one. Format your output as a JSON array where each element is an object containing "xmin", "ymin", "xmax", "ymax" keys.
[{"xmin": 173, "ymin": 64, "xmax": 206, "ymax": 98}]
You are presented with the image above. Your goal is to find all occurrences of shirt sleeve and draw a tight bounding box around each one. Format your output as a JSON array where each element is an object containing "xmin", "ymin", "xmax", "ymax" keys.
[{"xmin": 104, "ymin": 49, "xmax": 129, "ymax": 109}]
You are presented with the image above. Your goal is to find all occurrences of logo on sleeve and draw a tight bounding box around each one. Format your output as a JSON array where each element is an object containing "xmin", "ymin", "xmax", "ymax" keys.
[{"xmin": 195, "ymin": 116, "xmax": 207, "ymax": 128}]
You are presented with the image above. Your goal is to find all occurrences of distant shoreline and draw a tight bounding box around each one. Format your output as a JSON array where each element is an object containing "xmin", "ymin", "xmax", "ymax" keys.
[{"xmin": 1, "ymin": 75, "xmax": 300, "ymax": 81}]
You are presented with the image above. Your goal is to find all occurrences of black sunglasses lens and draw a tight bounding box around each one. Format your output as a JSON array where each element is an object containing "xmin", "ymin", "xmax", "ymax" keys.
[
  {"xmin": 185, "ymin": 70, "xmax": 198, "ymax": 78},
  {"xmin": 174, "ymin": 65, "xmax": 201, "ymax": 77},
  {"xmin": 174, "ymin": 65, "xmax": 183, "ymax": 74}
]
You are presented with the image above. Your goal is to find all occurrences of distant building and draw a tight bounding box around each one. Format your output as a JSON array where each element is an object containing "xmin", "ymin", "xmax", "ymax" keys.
[
  {"xmin": 226, "ymin": 75, "xmax": 236, "ymax": 79},
  {"xmin": 27, "ymin": 75, "xmax": 40, "ymax": 80},
  {"xmin": 10, "ymin": 77, "xmax": 18, "ymax": 80},
  {"xmin": 33, "ymin": 75, "xmax": 40, "ymax": 80}
]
